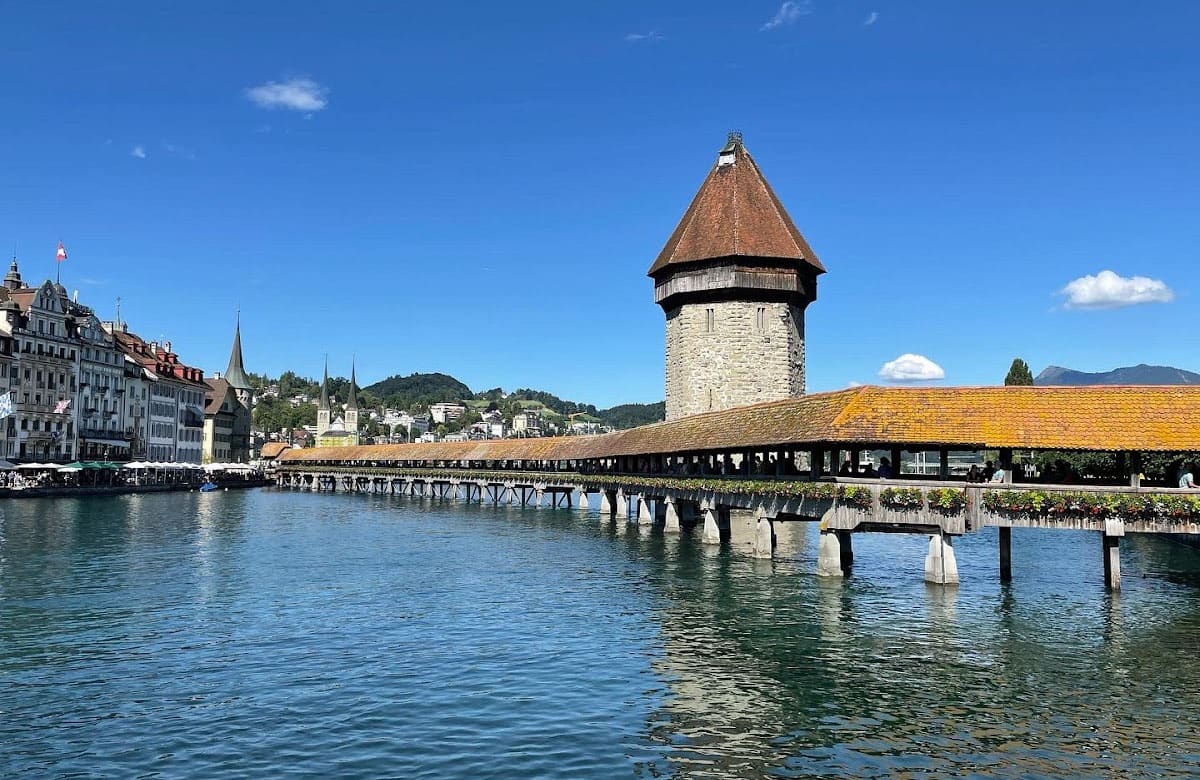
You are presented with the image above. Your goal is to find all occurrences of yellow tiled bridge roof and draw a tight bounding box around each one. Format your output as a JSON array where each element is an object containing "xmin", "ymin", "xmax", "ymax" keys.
[{"xmin": 280, "ymin": 385, "xmax": 1200, "ymax": 464}]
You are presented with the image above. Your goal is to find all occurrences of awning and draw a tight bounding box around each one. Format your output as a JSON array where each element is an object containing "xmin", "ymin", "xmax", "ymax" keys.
[{"xmin": 81, "ymin": 438, "xmax": 131, "ymax": 448}]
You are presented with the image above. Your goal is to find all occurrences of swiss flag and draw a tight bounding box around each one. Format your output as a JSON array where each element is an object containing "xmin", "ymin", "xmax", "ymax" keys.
[{"xmin": 56, "ymin": 241, "xmax": 67, "ymax": 262}]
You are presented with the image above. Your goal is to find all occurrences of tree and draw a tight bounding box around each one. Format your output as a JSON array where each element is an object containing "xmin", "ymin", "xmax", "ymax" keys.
[{"xmin": 1005, "ymin": 358, "xmax": 1034, "ymax": 386}]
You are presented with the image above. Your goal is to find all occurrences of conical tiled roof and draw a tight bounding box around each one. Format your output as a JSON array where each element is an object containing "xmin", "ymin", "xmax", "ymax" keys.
[
  {"xmin": 649, "ymin": 134, "xmax": 825, "ymax": 276},
  {"xmin": 224, "ymin": 313, "xmax": 252, "ymax": 390},
  {"xmin": 347, "ymin": 359, "xmax": 358, "ymax": 411}
]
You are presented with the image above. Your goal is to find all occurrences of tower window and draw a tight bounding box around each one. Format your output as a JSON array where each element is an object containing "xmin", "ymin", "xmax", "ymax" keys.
[
  {"xmin": 756, "ymin": 307, "xmax": 766, "ymax": 332},
  {"xmin": 705, "ymin": 308, "xmax": 715, "ymax": 332}
]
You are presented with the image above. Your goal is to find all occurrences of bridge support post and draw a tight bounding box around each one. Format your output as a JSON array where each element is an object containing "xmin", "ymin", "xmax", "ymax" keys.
[
  {"xmin": 535, "ymin": 489, "xmax": 545, "ymax": 508},
  {"xmin": 664, "ymin": 498, "xmax": 681, "ymax": 533},
  {"xmin": 817, "ymin": 531, "xmax": 843, "ymax": 577},
  {"xmin": 924, "ymin": 533, "xmax": 960, "ymax": 585},
  {"xmin": 577, "ymin": 489, "xmax": 589, "ymax": 512},
  {"xmin": 637, "ymin": 496, "xmax": 653, "ymax": 526},
  {"xmin": 753, "ymin": 509, "xmax": 774, "ymax": 559},
  {"xmin": 701, "ymin": 505, "xmax": 721, "ymax": 545},
  {"xmin": 615, "ymin": 489, "xmax": 629, "ymax": 520},
  {"xmin": 835, "ymin": 529, "xmax": 854, "ymax": 571},
  {"xmin": 1103, "ymin": 520, "xmax": 1123, "ymax": 591},
  {"xmin": 600, "ymin": 490, "xmax": 614, "ymax": 517},
  {"xmin": 999, "ymin": 526, "xmax": 1012, "ymax": 582}
]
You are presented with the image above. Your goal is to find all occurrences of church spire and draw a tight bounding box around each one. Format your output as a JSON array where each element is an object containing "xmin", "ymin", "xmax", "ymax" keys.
[
  {"xmin": 347, "ymin": 358, "xmax": 358, "ymax": 412},
  {"xmin": 319, "ymin": 355, "xmax": 329, "ymax": 411},
  {"xmin": 224, "ymin": 309, "xmax": 252, "ymax": 391}
]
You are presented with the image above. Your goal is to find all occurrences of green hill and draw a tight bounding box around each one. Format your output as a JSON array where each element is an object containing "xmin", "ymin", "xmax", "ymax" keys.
[{"xmin": 361, "ymin": 372, "xmax": 473, "ymax": 409}]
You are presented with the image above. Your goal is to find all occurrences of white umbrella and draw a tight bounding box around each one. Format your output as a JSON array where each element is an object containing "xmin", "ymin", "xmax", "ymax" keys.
[
  {"xmin": 58, "ymin": 466, "xmax": 83, "ymax": 473},
  {"xmin": 122, "ymin": 462, "xmax": 147, "ymax": 469},
  {"xmin": 16, "ymin": 462, "xmax": 50, "ymax": 469}
]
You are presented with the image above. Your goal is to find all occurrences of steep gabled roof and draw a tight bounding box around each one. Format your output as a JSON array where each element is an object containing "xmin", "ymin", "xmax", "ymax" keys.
[{"xmin": 649, "ymin": 134, "xmax": 825, "ymax": 277}]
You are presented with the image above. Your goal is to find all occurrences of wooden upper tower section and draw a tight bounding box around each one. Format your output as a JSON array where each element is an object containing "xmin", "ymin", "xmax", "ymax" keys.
[{"xmin": 649, "ymin": 133, "xmax": 824, "ymax": 311}]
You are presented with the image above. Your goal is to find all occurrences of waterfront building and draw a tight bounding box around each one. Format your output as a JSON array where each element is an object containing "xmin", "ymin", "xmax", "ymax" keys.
[
  {"xmin": 202, "ymin": 377, "xmax": 237, "ymax": 463},
  {"xmin": 0, "ymin": 330, "xmax": 13, "ymax": 459},
  {"xmin": 76, "ymin": 314, "xmax": 130, "ymax": 460},
  {"xmin": 651, "ymin": 133, "xmax": 825, "ymax": 421},
  {"xmin": 0, "ymin": 263, "xmax": 81, "ymax": 461},
  {"xmin": 110, "ymin": 326, "xmax": 208, "ymax": 463},
  {"xmin": 205, "ymin": 315, "xmax": 254, "ymax": 462}
]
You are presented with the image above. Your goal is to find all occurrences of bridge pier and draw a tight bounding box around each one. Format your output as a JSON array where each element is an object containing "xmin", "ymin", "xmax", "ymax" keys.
[
  {"xmin": 836, "ymin": 529, "xmax": 854, "ymax": 571},
  {"xmin": 999, "ymin": 527, "xmax": 1012, "ymax": 582},
  {"xmin": 535, "ymin": 488, "xmax": 545, "ymax": 508},
  {"xmin": 1103, "ymin": 520, "xmax": 1123, "ymax": 591},
  {"xmin": 637, "ymin": 496, "xmax": 654, "ymax": 526},
  {"xmin": 615, "ymin": 489, "xmax": 629, "ymax": 520},
  {"xmin": 753, "ymin": 509, "xmax": 774, "ymax": 559},
  {"xmin": 817, "ymin": 531, "xmax": 844, "ymax": 577},
  {"xmin": 701, "ymin": 504, "xmax": 721, "ymax": 545},
  {"xmin": 577, "ymin": 489, "xmax": 589, "ymax": 512},
  {"xmin": 924, "ymin": 533, "xmax": 959, "ymax": 585},
  {"xmin": 663, "ymin": 497, "xmax": 681, "ymax": 533},
  {"xmin": 600, "ymin": 490, "xmax": 614, "ymax": 517}
]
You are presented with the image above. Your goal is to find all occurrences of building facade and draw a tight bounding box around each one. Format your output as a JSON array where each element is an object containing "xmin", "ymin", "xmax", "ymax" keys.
[
  {"xmin": 0, "ymin": 268, "xmax": 81, "ymax": 461},
  {"xmin": 650, "ymin": 133, "xmax": 826, "ymax": 421}
]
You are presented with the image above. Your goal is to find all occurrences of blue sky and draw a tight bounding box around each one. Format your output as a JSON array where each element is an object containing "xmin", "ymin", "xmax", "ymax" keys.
[{"xmin": 2, "ymin": 1, "xmax": 1198, "ymax": 407}]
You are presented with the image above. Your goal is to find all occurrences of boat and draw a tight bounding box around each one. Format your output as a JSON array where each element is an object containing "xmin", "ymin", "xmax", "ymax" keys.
[{"xmin": 199, "ymin": 480, "xmax": 219, "ymax": 492}]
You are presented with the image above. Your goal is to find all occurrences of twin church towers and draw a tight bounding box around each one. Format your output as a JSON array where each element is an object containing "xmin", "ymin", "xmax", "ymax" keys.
[{"xmin": 653, "ymin": 133, "xmax": 825, "ymax": 421}]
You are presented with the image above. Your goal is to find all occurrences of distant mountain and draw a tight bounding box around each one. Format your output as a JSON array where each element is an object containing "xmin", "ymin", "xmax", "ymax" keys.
[{"xmin": 1035, "ymin": 363, "xmax": 1200, "ymax": 386}]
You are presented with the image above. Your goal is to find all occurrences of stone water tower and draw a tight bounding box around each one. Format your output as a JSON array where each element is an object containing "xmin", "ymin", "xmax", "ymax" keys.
[{"xmin": 650, "ymin": 133, "xmax": 825, "ymax": 421}]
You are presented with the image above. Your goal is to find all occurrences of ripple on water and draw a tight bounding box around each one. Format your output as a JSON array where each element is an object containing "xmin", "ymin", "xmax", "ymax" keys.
[{"xmin": 2, "ymin": 491, "xmax": 1200, "ymax": 779}]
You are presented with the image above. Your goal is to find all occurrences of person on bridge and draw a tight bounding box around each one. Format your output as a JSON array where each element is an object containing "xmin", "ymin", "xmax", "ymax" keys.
[
  {"xmin": 1179, "ymin": 465, "xmax": 1197, "ymax": 489},
  {"xmin": 878, "ymin": 457, "xmax": 894, "ymax": 479}
]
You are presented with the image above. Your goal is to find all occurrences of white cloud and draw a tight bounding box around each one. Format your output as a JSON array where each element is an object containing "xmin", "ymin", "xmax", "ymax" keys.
[
  {"xmin": 864, "ymin": 11, "xmax": 879, "ymax": 26},
  {"xmin": 1059, "ymin": 270, "xmax": 1174, "ymax": 310},
  {"xmin": 244, "ymin": 77, "xmax": 329, "ymax": 112},
  {"xmin": 130, "ymin": 145, "xmax": 146, "ymax": 159},
  {"xmin": 624, "ymin": 31, "xmax": 663, "ymax": 43},
  {"xmin": 847, "ymin": 380, "xmax": 864, "ymax": 388},
  {"xmin": 878, "ymin": 353, "xmax": 945, "ymax": 382},
  {"xmin": 761, "ymin": 1, "xmax": 812, "ymax": 31}
]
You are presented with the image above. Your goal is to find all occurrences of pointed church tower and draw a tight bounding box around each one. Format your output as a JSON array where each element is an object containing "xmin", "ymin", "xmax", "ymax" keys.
[
  {"xmin": 344, "ymin": 359, "xmax": 360, "ymax": 444},
  {"xmin": 224, "ymin": 310, "xmax": 254, "ymax": 409},
  {"xmin": 317, "ymin": 356, "xmax": 331, "ymax": 436},
  {"xmin": 651, "ymin": 133, "xmax": 826, "ymax": 420}
]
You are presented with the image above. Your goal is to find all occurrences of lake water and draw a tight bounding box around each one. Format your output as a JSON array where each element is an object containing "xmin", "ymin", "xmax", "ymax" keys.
[{"xmin": 3, "ymin": 488, "xmax": 1200, "ymax": 778}]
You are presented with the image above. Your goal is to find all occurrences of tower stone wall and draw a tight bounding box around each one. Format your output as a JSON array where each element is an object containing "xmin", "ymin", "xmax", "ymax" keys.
[{"xmin": 665, "ymin": 300, "xmax": 805, "ymax": 420}]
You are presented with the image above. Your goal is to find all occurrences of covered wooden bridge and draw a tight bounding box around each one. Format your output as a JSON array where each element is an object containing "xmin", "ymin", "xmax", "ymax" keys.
[{"xmin": 278, "ymin": 385, "xmax": 1200, "ymax": 590}]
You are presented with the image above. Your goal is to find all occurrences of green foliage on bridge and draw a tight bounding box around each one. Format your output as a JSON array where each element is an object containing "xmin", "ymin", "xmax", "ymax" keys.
[{"xmin": 982, "ymin": 489, "xmax": 1200, "ymax": 521}]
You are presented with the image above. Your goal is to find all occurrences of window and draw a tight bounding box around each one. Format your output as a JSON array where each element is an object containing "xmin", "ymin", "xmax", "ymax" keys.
[
  {"xmin": 756, "ymin": 307, "xmax": 766, "ymax": 332},
  {"xmin": 705, "ymin": 308, "xmax": 715, "ymax": 333}
]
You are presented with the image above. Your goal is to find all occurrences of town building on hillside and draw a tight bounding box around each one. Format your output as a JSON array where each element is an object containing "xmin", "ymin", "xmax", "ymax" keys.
[
  {"xmin": 650, "ymin": 133, "xmax": 825, "ymax": 421},
  {"xmin": 430, "ymin": 403, "xmax": 466, "ymax": 424},
  {"xmin": 512, "ymin": 409, "xmax": 542, "ymax": 437}
]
